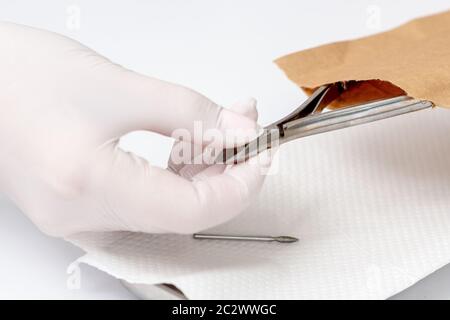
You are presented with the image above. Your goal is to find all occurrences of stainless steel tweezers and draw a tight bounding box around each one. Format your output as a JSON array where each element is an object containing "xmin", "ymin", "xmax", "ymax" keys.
[{"xmin": 216, "ymin": 82, "xmax": 434, "ymax": 164}]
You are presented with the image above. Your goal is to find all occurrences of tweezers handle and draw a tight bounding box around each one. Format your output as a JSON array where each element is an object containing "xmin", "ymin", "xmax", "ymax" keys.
[
  {"xmin": 281, "ymin": 96, "xmax": 433, "ymax": 143},
  {"xmin": 216, "ymin": 96, "xmax": 433, "ymax": 164}
]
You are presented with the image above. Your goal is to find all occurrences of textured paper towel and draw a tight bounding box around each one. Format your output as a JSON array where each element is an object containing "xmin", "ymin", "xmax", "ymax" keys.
[
  {"xmin": 68, "ymin": 107, "xmax": 450, "ymax": 299},
  {"xmin": 275, "ymin": 10, "xmax": 450, "ymax": 108}
]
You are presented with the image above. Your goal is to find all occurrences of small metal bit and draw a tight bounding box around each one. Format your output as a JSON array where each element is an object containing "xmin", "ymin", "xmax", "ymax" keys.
[{"xmin": 193, "ymin": 233, "xmax": 299, "ymax": 244}]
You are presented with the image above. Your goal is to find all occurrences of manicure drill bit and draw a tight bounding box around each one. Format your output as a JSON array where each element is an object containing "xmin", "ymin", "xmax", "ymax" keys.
[{"xmin": 193, "ymin": 233, "xmax": 299, "ymax": 243}]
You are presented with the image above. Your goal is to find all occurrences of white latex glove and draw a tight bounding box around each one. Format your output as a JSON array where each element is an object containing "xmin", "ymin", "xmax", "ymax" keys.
[{"xmin": 0, "ymin": 22, "xmax": 270, "ymax": 237}]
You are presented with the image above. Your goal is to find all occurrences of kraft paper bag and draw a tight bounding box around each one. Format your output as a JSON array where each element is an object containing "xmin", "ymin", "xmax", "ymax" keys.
[{"xmin": 275, "ymin": 10, "xmax": 450, "ymax": 108}]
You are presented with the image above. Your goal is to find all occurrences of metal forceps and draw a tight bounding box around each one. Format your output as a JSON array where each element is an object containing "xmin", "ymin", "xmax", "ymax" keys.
[{"xmin": 216, "ymin": 82, "xmax": 434, "ymax": 165}]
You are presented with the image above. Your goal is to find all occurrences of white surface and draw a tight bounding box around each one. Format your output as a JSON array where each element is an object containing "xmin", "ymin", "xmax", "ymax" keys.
[{"xmin": 1, "ymin": 0, "xmax": 450, "ymax": 299}]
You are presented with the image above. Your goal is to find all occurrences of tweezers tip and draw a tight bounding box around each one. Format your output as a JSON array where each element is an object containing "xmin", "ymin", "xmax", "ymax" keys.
[{"xmin": 275, "ymin": 236, "xmax": 299, "ymax": 243}]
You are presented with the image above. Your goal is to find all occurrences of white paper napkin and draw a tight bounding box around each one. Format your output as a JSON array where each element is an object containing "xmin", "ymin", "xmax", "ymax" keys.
[{"xmin": 68, "ymin": 107, "xmax": 450, "ymax": 299}]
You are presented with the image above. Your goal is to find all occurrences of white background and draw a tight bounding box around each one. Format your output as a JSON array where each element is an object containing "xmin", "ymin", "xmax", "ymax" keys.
[{"xmin": 0, "ymin": 0, "xmax": 449, "ymax": 299}]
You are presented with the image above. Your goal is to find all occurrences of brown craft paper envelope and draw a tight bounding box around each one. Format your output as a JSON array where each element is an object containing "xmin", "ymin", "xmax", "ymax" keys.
[{"xmin": 275, "ymin": 10, "xmax": 450, "ymax": 108}]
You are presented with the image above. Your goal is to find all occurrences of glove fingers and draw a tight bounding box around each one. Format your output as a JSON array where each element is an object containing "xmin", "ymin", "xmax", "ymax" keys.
[
  {"xmin": 91, "ymin": 138, "xmax": 267, "ymax": 234},
  {"xmin": 229, "ymin": 97, "xmax": 258, "ymax": 121},
  {"xmin": 104, "ymin": 69, "xmax": 257, "ymax": 148},
  {"xmin": 167, "ymin": 98, "xmax": 259, "ymax": 179}
]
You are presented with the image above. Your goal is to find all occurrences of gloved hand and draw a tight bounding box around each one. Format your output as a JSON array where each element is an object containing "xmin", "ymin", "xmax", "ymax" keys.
[{"xmin": 0, "ymin": 22, "xmax": 271, "ymax": 237}]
